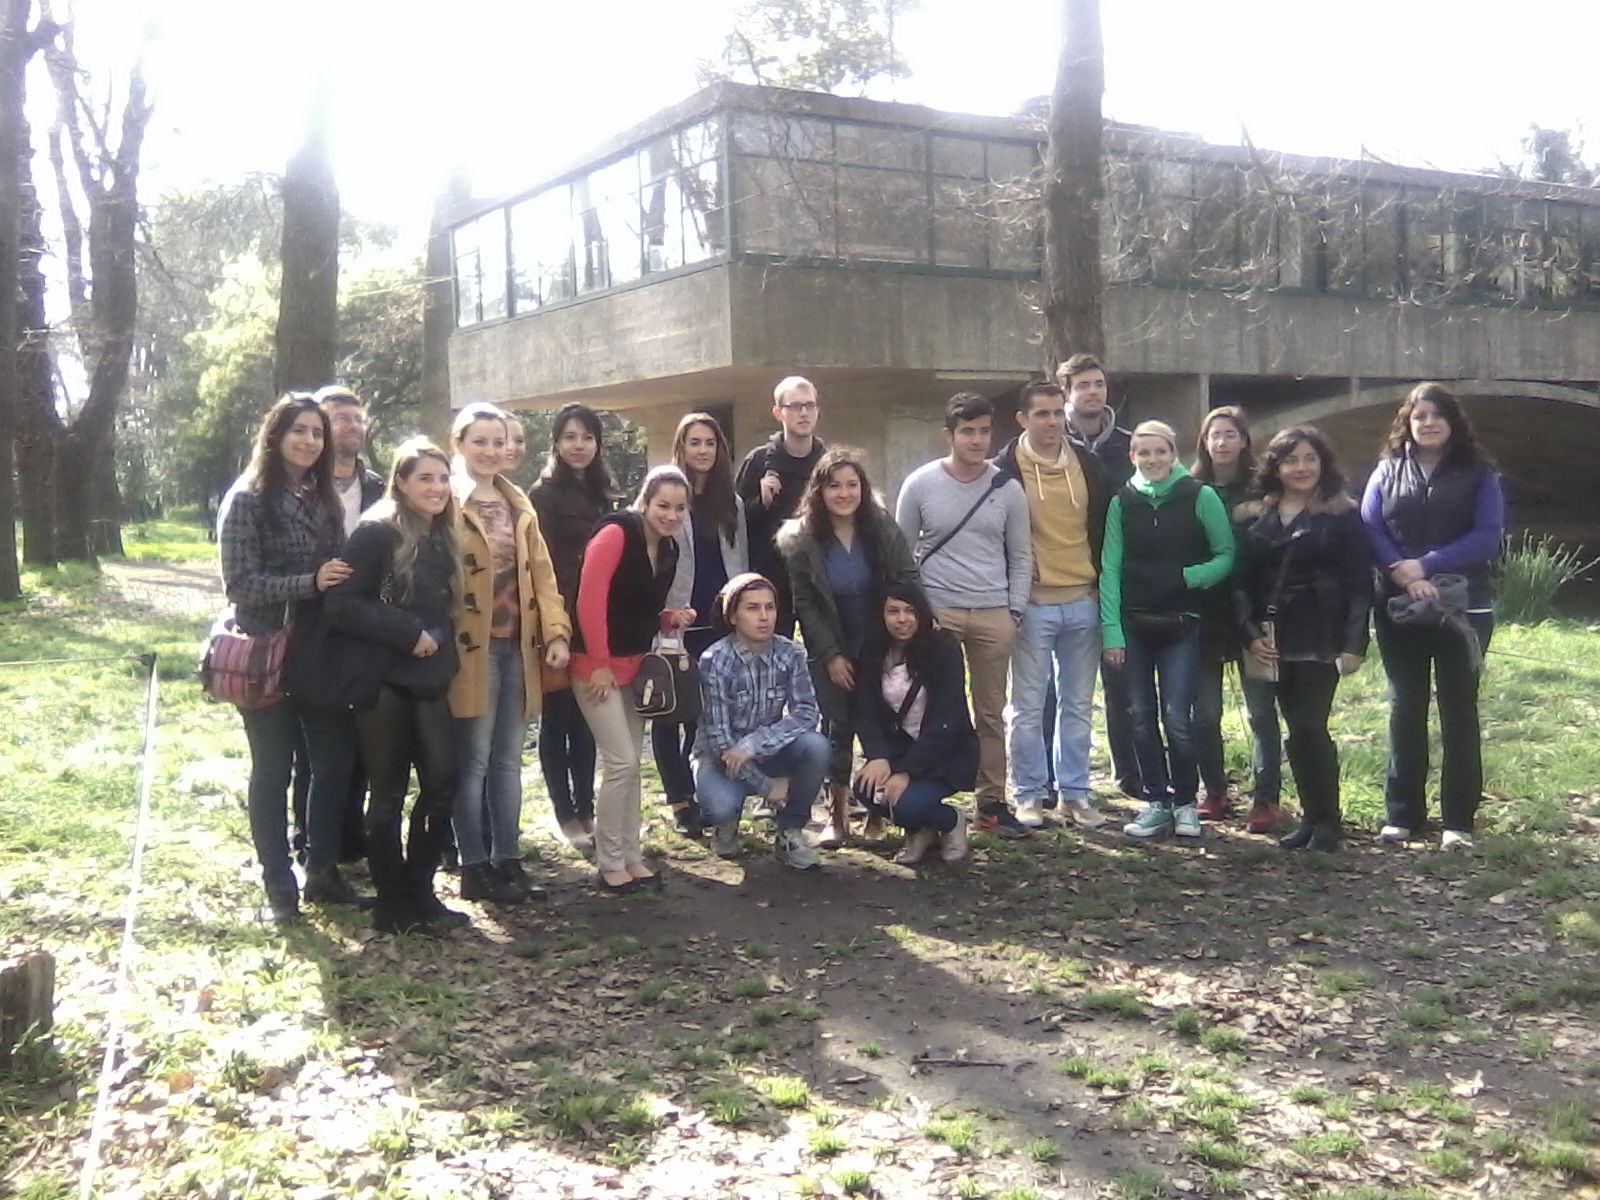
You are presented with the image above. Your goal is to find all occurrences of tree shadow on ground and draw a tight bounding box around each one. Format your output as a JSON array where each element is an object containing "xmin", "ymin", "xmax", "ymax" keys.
[{"xmin": 280, "ymin": 797, "xmax": 1600, "ymax": 1199}]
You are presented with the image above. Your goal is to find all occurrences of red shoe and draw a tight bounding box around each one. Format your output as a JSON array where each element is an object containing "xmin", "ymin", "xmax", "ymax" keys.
[
  {"xmin": 1245, "ymin": 802, "xmax": 1282, "ymax": 834},
  {"xmin": 1197, "ymin": 793, "xmax": 1232, "ymax": 820}
]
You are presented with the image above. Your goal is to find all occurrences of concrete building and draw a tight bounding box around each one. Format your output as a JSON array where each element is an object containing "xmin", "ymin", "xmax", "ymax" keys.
[{"xmin": 441, "ymin": 82, "xmax": 1600, "ymax": 538}]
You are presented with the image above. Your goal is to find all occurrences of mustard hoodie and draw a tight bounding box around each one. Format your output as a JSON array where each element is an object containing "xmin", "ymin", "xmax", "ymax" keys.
[{"xmin": 1014, "ymin": 434, "xmax": 1096, "ymax": 602}]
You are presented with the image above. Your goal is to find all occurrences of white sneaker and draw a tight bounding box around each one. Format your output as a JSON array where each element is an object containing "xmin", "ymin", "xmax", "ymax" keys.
[
  {"xmin": 1173, "ymin": 803, "xmax": 1203, "ymax": 838},
  {"xmin": 892, "ymin": 828, "xmax": 938, "ymax": 865},
  {"xmin": 1440, "ymin": 830, "xmax": 1474, "ymax": 851},
  {"xmin": 1379, "ymin": 825, "xmax": 1412, "ymax": 843},
  {"xmin": 1069, "ymin": 799, "xmax": 1108, "ymax": 829},
  {"xmin": 775, "ymin": 828, "xmax": 821, "ymax": 871},
  {"xmin": 940, "ymin": 814, "xmax": 970, "ymax": 863},
  {"xmin": 1015, "ymin": 799, "xmax": 1046, "ymax": 828}
]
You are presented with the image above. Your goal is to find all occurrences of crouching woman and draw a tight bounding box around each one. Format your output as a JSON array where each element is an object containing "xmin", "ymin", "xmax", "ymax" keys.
[
  {"xmin": 853, "ymin": 583, "xmax": 977, "ymax": 865},
  {"xmin": 324, "ymin": 439, "xmax": 465, "ymax": 934}
]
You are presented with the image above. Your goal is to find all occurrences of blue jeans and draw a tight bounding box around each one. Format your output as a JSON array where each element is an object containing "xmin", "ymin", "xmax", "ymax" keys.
[
  {"xmin": 694, "ymin": 731, "xmax": 829, "ymax": 832},
  {"xmin": 453, "ymin": 637, "xmax": 527, "ymax": 866},
  {"xmin": 1192, "ymin": 659, "xmax": 1283, "ymax": 804},
  {"xmin": 1009, "ymin": 597, "xmax": 1101, "ymax": 803},
  {"xmin": 867, "ymin": 778, "xmax": 960, "ymax": 834},
  {"xmin": 239, "ymin": 698, "xmax": 356, "ymax": 888},
  {"xmin": 1121, "ymin": 622, "xmax": 1201, "ymax": 806},
  {"xmin": 1238, "ymin": 672, "xmax": 1283, "ymax": 805}
]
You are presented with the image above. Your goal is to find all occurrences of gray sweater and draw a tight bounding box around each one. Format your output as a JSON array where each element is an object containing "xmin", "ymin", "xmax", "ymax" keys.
[{"xmin": 894, "ymin": 461, "xmax": 1032, "ymax": 613}]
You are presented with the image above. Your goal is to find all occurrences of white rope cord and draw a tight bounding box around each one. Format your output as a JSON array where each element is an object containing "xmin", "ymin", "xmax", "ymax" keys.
[{"xmin": 76, "ymin": 653, "xmax": 161, "ymax": 1200}]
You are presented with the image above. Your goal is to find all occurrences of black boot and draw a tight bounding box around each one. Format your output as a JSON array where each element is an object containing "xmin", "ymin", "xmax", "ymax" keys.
[
  {"xmin": 303, "ymin": 865, "xmax": 372, "ymax": 907},
  {"xmin": 672, "ymin": 800, "xmax": 706, "ymax": 838},
  {"xmin": 410, "ymin": 862, "xmax": 471, "ymax": 927},
  {"xmin": 1306, "ymin": 821, "xmax": 1342, "ymax": 853},
  {"xmin": 264, "ymin": 879, "xmax": 303, "ymax": 926},
  {"xmin": 1278, "ymin": 823, "xmax": 1315, "ymax": 850},
  {"xmin": 459, "ymin": 861, "xmax": 525, "ymax": 903},
  {"xmin": 373, "ymin": 901, "xmax": 440, "ymax": 937},
  {"xmin": 495, "ymin": 858, "xmax": 547, "ymax": 901}
]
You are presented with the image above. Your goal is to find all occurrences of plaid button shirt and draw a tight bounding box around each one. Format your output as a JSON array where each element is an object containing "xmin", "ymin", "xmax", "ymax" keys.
[{"xmin": 695, "ymin": 634, "xmax": 819, "ymax": 795}]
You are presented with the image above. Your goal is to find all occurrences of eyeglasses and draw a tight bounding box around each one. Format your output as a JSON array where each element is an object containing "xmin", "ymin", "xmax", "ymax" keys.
[{"xmin": 780, "ymin": 401, "xmax": 818, "ymax": 413}]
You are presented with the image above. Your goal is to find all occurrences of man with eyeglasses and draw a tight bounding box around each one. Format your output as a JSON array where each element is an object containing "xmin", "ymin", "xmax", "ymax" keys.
[
  {"xmin": 290, "ymin": 386, "xmax": 385, "ymax": 868},
  {"xmin": 316, "ymin": 385, "xmax": 385, "ymax": 537},
  {"xmin": 736, "ymin": 375, "xmax": 828, "ymax": 637}
]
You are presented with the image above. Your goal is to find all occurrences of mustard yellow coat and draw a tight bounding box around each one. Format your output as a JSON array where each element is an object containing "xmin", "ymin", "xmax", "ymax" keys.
[{"xmin": 448, "ymin": 475, "xmax": 572, "ymax": 721}]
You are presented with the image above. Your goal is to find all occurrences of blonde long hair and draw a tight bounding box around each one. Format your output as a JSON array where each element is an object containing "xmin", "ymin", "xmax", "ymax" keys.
[{"xmin": 367, "ymin": 438, "xmax": 463, "ymax": 605}]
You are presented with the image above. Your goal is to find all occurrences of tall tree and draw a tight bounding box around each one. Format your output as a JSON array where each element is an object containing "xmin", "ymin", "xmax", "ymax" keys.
[
  {"xmin": 43, "ymin": 23, "xmax": 150, "ymax": 561},
  {"xmin": 703, "ymin": 0, "xmax": 919, "ymax": 95},
  {"xmin": 0, "ymin": 0, "xmax": 50, "ymax": 597},
  {"xmin": 273, "ymin": 126, "xmax": 339, "ymax": 394},
  {"xmin": 1041, "ymin": 0, "xmax": 1106, "ymax": 368},
  {"xmin": 16, "ymin": 109, "xmax": 57, "ymax": 563}
]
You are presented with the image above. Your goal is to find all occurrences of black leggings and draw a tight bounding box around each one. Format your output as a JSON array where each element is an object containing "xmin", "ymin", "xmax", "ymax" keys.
[
  {"xmin": 539, "ymin": 686, "xmax": 596, "ymax": 823},
  {"xmin": 354, "ymin": 686, "xmax": 456, "ymax": 909}
]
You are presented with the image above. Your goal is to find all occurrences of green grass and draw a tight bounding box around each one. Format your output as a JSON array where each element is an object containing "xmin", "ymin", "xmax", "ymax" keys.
[
  {"xmin": 755, "ymin": 1075, "xmax": 810, "ymax": 1109},
  {"xmin": 805, "ymin": 1127, "xmax": 847, "ymax": 1158},
  {"xmin": 1198, "ymin": 1026, "xmax": 1246, "ymax": 1054},
  {"xmin": 117, "ymin": 512, "xmax": 216, "ymax": 564},
  {"xmin": 1081, "ymin": 987, "xmax": 1145, "ymax": 1018},
  {"xmin": 1292, "ymin": 1129, "xmax": 1363, "ymax": 1157},
  {"xmin": 6, "ymin": 551, "xmax": 1600, "ymax": 1200},
  {"xmin": 694, "ymin": 1084, "xmax": 756, "ymax": 1128},
  {"xmin": 1420, "ymin": 1147, "xmax": 1475, "ymax": 1179},
  {"xmin": 1184, "ymin": 1135, "xmax": 1257, "ymax": 1169},
  {"xmin": 831, "ymin": 1167, "xmax": 873, "ymax": 1195},
  {"xmin": 924, "ymin": 1111, "xmax": 981, "ymax": 1152},
  {"xmin": 1113, "ymin": 1166, "xmax": 1165, "ymax": 1199}
]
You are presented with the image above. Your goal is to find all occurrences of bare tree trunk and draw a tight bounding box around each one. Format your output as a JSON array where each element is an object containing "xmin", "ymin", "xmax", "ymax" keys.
[
  {"xmin": 92, "ymin": 423, "xmax": 123, "ymax": 556},
  {"xmin": 0, "ymin": 0, "xmax": 53, "ymax": 597},
  {"xmin": 274, "ymin": 129, "xmax": 339, "ymax": 394},
  {"xmin": 1042, "ymin": 0, "xmax": 1106, "ymax": 369},
  {"xmin": 17, "ymin": 111, "xmax": 57, "ymax": 565},
  {"xmin": 46, "ymin": 41, "xmax": 149, "ymax": 562}
]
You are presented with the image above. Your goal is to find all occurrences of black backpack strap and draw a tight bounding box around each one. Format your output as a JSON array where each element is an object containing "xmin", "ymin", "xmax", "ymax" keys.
[{"xmin": 918, "ymin": 473, "xmax": 1008, "ymax": 566}]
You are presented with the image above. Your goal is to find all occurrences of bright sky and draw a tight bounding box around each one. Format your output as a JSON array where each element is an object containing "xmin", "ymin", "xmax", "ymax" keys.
[{"xmin": 56, "ymin": 0, "xmax": 1600, "ymax": 236}]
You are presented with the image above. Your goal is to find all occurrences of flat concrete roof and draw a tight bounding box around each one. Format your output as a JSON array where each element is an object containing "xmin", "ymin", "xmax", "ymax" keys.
[{"xmin": 444, "ymin": 81, "xmax": 1600, "ymax": 228}]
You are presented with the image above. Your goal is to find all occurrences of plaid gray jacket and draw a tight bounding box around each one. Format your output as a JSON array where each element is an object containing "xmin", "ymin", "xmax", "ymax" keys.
[{"xmin": 217, "ymin": 477, "xmax": 343, "ymax": 635}]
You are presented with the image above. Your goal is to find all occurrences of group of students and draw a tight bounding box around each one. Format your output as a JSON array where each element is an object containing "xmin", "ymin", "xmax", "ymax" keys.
[{"xmin": 216, "ymin": 367, "xmax": 1502, "ymax": 934}]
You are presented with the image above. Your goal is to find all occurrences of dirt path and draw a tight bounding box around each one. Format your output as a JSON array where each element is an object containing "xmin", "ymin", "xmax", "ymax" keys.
[{"xmin": 101, "ymin": 559, "xmax": 222, "ymax": 618}]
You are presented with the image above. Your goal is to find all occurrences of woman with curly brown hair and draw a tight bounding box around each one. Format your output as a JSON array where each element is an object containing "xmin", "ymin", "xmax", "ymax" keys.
[
  {"xmin": 1233, "ymin": 426, "xmax": 1371, "ymax": 852},
  {"xmin": 778, "ymin": 447, "xmax": 918, "ymax": 846}
]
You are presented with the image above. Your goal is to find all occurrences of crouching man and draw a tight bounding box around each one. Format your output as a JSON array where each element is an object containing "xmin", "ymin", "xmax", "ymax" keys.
[{"xmin": 694, "ymin": 572, "xmax": 829, "ymax": 870}]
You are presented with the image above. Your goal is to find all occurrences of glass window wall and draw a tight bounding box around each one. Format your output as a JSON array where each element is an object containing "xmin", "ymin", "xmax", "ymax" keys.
[{"xmin": 452, "ymin": 104, "xmax": 1600, "ymax": 328}]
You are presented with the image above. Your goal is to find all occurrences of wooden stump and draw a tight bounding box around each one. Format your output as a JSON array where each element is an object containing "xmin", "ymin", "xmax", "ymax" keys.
[{"xmin": 0, "ymin": 951, "xmax": 55, "ymax": 1068}]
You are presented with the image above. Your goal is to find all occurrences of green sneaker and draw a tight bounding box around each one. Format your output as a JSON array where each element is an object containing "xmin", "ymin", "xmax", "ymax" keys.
[{"xmin": 1123, "ymin": 803, "xmax": 1175, "ymax": 839}]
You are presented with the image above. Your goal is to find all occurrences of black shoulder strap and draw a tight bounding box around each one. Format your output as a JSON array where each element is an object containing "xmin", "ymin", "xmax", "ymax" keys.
[{"xmin": 919, "ymin": 473, "xmax": 1008, "ymax": 566}]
